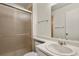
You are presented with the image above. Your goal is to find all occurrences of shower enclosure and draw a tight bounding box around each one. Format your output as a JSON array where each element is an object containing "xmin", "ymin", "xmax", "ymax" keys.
[{"xmin": 0, "ymin": 4, "xmax": 32, "ymax": 56}]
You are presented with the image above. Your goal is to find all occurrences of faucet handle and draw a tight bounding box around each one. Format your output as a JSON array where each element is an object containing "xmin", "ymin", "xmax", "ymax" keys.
[
  {"xmin": 66, "ymin": 33, "xmax": 68, "ymax": 36},
  {"xmin": 58, "ymin": 40, "xmax": 62, "ymax": 45}
]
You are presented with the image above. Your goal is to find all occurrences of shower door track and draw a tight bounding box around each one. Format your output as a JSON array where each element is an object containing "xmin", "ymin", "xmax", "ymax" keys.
[{"xmin": 0, "ymin": 3, "xmax": 32, "ymax": 14}]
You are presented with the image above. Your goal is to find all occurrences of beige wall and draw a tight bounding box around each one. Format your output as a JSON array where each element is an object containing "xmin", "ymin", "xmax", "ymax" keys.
[{"xmin": 0, "ymin": 4, "xmax": 32, "ymax": 55}]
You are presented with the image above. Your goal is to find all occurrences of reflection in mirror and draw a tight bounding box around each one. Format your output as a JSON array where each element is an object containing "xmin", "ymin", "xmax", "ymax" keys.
[{"xmin": 51, "ymin": 3, "xmax": 79, "ymax": 41}]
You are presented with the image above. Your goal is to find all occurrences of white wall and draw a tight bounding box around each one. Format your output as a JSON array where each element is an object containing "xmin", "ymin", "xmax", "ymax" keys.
[
  {"xmin": 52, "ymin": 4, "xmax": 79, "ymax": 41},
  {"xmin": 37, "ymin": 3, "xmax": 51, "ymax": 37},
  {"xmin": 32, "ymin": 3, "xmax": 38, "ymax": 37}
]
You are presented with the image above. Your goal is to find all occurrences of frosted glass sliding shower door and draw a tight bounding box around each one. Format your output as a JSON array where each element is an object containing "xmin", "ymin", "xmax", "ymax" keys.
[{"xmin": 0, "ymin": 4, "xmax": 32, "ymax": 55}]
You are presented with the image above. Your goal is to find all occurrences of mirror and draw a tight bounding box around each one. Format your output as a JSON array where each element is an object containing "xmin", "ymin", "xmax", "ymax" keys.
[{"xmin": 51, "ymin": 3, "xmax": 79, "ymax": 41}]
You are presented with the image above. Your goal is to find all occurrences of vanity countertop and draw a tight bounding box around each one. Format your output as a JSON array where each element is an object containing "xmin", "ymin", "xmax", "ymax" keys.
[
  {"xmin": 33, "ymin": 36, "xmax": 49, "ymax": 42},
  {"xmin": 33, "ymin": 37, "xmax": 79, "ymax": 56}
]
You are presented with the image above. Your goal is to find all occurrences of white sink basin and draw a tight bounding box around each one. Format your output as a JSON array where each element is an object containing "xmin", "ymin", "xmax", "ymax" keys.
[{"xmin": 46, "ymin": 43, "xmax": 76, "ymax": 56}]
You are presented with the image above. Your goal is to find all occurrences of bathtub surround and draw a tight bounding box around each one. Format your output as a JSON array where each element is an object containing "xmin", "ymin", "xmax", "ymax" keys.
[{"xmin": 0, "ymin": 4, "xmax": 32, "ymax": 55}]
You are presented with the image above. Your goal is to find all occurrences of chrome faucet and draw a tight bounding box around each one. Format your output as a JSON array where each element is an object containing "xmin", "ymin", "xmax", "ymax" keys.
[{"xmin": 58, "ymin": 40, "xmax": 66, "ymax": 45}]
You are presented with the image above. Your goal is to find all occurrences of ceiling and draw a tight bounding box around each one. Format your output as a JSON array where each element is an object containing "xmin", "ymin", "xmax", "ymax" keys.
[
  {"xmin": 51, "ymin": 3, "xmax": 71, "ymax": 11},
  {"xmin": 16, "ymin": 3, "xmax": 31, "ymax": 7}
]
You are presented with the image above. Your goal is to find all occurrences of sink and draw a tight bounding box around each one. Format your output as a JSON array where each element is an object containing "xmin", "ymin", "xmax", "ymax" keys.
[{"xmin": 46, "ymin": 43, "xmax": 76, "ymax": 56}]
